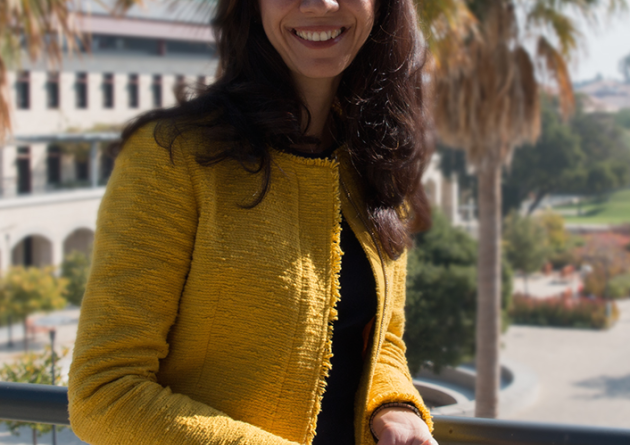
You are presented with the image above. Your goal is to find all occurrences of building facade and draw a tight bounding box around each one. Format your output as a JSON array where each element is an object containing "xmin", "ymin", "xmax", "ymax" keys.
[
  {"xmin": 1, "ymin": 0, "xmax": 218, "ymax": 270},
  {"xmin": 0, "ymin": 0, "xmax": 460, "ymax": 272}
]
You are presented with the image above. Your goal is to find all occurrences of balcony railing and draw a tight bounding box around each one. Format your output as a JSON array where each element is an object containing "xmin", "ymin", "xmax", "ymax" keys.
[{"xmin": 2, "ymin": 381, "xmax": 630, "ymax": 445}]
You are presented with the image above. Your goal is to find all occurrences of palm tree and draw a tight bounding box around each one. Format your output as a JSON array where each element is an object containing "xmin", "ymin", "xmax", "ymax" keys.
[
  {"xmin": 425, "ymin": 0, "xmax": 627, "ymax": 418},
  {"xmin": 0, "ymin": 0, "xmax": 144, "ymax": 141}
]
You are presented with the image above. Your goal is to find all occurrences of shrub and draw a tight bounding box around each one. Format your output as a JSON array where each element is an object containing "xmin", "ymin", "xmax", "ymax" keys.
[
  {"xmin": 504, "ymin": 212, "xmax": 549, "ymax": 279},
  {"xmin": 405, "ymin": 211, "xmax": 513, "ymax": 374},
  {"xmin": 61, "ymin": 250, "xmax": 91, "ymax": 306},
  {"xmin": 576, "ymin": 232, "xmax": 630, "ymax": 298},
  {"xmin": 0, "ymin": 346, "xmax": 68, "ymax": 444},
  {"xmin": 537, "ymin": 211, "xmax": 568, "ymax": 252},
  {"xmin": 510, "ymin": 294, "xmax": 619, "ymax": 329},
  {"xmin": 547, "ymin": 248, "xmax": 575, "ymax": 270},
  {"xmin": 608, "ymin": 274, "xmax": 630, "ymax": 299},
  {"xmin": 547, "ymin": 233, "xmax": 583, "ymax": 269},
  {"xmin": 583, "ymin": 263, "xmax": 609, "ymax": 298},
  {"xmin": 1, "ymin": 267, "xmax": 67, "ymax": 349}
]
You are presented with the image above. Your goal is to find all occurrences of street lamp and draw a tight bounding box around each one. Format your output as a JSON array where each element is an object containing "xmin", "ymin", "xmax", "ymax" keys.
[{"xmin": 49, "ymin": 328, "xmax": 57, "ymax": 445}]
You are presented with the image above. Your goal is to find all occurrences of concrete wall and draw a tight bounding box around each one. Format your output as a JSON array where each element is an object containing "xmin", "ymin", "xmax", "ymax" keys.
[{"xmin": 0, "ymin": 189, "xmax": 102, "ymax": 271}]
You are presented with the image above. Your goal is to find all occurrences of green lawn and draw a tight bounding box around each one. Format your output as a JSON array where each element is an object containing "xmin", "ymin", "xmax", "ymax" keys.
[{"xmin": 556, "ymin": 189, "xmax": 630, "ymax": 225}]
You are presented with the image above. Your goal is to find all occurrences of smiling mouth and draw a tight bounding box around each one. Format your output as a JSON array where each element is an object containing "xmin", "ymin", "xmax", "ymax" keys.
[{"xmin": 293, "ymin": 28, "xmax": 345, "ymax": 42}]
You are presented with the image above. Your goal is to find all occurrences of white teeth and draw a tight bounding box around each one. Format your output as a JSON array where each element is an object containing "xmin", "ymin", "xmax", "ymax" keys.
[{"xmin": 296, "ymin": 29, "xmax": 342, "ymax": 42}]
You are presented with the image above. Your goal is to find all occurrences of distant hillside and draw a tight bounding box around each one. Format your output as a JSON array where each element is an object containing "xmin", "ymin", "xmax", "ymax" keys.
[{"xmin": 575, "ymin": 79, "xmax": 630, "ymax": 112}]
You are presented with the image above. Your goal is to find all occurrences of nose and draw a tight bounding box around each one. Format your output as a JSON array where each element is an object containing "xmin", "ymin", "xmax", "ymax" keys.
[{"xmin": 299, "ymin": 0, "xmax": 339, "ymax": 14}]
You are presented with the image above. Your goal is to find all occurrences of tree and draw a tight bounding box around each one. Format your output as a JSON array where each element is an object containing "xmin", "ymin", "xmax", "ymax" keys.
[
  {"xmin": 0, "ymin": 346, "xmax": 68, "ymax": 445},
  {"xmin": 503, "ymin": 97, "xmax": 630, "ymax": 214},
  {"xmin": 1, "ymin": 267, "xmax": 67, "ymax": 350},
  {"xmin": 615, "ymin": 108, "xmax": 630, "ymax": 130},
  {"xmin": 428, "ymin": 0, "xmax": 627, "ymax": 418},
  {"xmin": 405, "ymin": 211, "xmax": 513, "ymax": 374},
  {"xmin": 537, "ymin": 210, "xmax": 579, "ymax": 268},
  {"xmin": 0, "ymin": 283, "xmax": 13, "ymax": 345},
  {"xmin": 0, "ymin": 0, "xmax": 142, "ymax": 140},
  {"xmin": 503, "ymin": 95, "xmax": 583, "ymax": 215},
  {"xmin": 61, "ymin": 251, "xmax": 91, "ymax": 306},
  {"xmin": 503, "ymin": 212, "xmax": 548, "ymax": 295},
  {"xmin": 569, "ymin": 108, "xmax": 630, "ymax": 195}
]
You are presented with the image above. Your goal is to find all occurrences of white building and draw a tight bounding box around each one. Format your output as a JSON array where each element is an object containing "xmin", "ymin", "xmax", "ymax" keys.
[
  {"xmin": 1, "ymin": 0, "xmax": 217, "ymax": 270},
  {"xmin": 0, "ymin": 1, "xmax": 459, "ymax": 272}
]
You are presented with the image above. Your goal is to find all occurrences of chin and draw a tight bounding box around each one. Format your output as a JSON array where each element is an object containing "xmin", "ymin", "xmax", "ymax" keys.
[{"xmin": 295, "ymin": 63, "xmax": 348, "ymax": 81}]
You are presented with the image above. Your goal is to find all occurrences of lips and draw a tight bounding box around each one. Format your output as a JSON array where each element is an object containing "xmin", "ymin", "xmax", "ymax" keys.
[{"xmin": 294, "ymin": 28, "xmax": 344, "ymax": 42}]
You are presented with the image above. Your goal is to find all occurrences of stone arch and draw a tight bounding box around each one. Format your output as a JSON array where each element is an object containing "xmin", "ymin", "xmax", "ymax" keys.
[
  {"xmin": 63, "ymin": 228, "xmax": 94, "ymax": 259},
  {"xmin": 11, "ymin": 234, "xmax": 53, "ymax": 267}
]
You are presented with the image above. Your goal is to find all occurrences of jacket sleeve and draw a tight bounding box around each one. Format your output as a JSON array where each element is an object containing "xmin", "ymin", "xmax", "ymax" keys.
[
  {"xmin": 68, "ymin": 125, "xmax": 298, "ymax": 445},
  {"xmin": 363, "ymin": 251, "xmax": 434, "ymax": 442}
]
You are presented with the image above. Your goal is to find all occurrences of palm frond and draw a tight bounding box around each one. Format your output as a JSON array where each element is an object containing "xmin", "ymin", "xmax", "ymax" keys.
[
  {"xmin": 528, "ymin": 0, "xmax": 628, "ymax": 30},
  {"xmin": 526, "ymin": 1, "xmax": 581, "ymax": 58},
  {"xmin": 0, "ymin": 57, "xmax": 11, "ymax": 136},
  {"xmin": 433, "ymin": 1, "xmax": 539, "ymax": 168},
  {"xmin": 537, "ymin": 36, "xmax": 575, "ymax": 117},
  {"xmin": 416, "ymin": 0, "xmax": 478, "ymax": 71}
]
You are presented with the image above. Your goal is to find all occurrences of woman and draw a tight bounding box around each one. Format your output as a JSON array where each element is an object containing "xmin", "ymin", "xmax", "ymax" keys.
[{"xmin": 68, "ymin": 0, "xmax": 436, "ymax": 442}]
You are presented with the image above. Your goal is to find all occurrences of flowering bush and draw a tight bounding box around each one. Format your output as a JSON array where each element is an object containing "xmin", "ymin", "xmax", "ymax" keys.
[
  {"xmin": 575, "ymin": 232, "xmax": 630, "ymax": 298},
  {"xmin": 510, "ymin": 294, "xmax": 619, "ymax": 329}
]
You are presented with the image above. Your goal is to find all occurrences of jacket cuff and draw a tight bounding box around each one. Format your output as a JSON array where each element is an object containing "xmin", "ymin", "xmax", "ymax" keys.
[
  {"xmin": 366, "ymin": 391, "xmax": 434, "ymax": 438},
  {"xmin": 369, "ymin": 402, "xmax": 424, "ymax": 441}
]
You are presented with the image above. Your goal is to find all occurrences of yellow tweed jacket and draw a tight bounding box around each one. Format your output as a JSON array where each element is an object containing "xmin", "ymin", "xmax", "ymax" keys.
[{"xmin": 68, "ymin": 124, "xmax": 432, "ymax": 445}]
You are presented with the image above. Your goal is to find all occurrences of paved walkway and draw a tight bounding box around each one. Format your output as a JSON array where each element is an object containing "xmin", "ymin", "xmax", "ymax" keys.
[
  {"xmin": 501, "ymin": 298, "xmax": 630, "ymax": 428},
  {"xmin": 512, "ymin": 272, "xmax": 582, "ymax": 299}
]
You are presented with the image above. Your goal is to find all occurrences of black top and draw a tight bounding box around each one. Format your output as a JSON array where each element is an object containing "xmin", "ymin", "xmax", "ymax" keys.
[
  {"xmin": 287, "ymin": 147, "xmax": 378, "ymax": 445},
  {"xmin": 313, "ymin": 217, "xmax": 378, "ymax": 445}
]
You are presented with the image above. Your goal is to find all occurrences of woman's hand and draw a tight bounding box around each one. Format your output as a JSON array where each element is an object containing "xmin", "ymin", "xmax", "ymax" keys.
[{"xmin": 371, "ymin": 407, "xmax": 437, "ymax": 445}]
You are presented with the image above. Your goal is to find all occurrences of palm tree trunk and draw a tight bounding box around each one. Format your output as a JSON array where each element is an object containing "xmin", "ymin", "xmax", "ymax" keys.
[{"xmin": 475, "ymin": 159, "xmax": 502, "ymax": 418}]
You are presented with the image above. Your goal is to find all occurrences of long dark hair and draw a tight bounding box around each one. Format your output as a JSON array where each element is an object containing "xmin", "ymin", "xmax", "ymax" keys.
[{"xmin": 114, "ymin": 0, "xmax": 431, "ymax": 260}]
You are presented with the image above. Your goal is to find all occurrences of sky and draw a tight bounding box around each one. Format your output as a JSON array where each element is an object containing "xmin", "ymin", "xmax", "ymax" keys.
[{"xmin": 568, "ymin": 13, "xmax": 630, "ymax": 82}]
